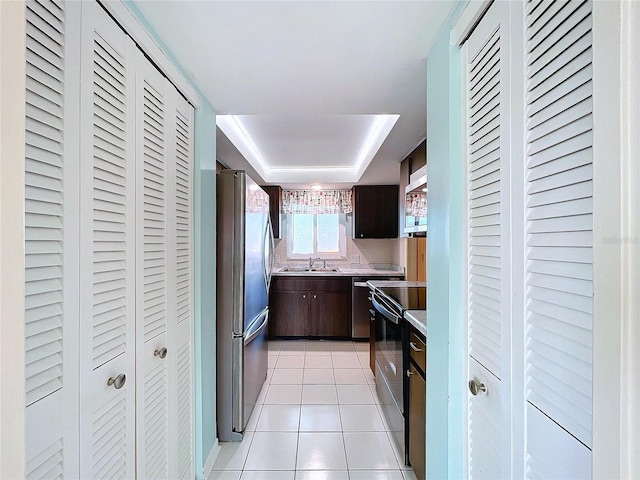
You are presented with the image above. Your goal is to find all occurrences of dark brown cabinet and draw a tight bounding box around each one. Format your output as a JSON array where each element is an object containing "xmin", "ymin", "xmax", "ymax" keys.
[
  {"xmin": 261, "ymin": 185, "xmax": 282, "ymax": 239},
  {"xmin": 352, "ymin": 185, "xmax": 399, "ymax": 238},
  {"xmin": 310, "ymin": 291, "xmax": 350, "ymax": 337},
  {"xmin": 408, "ymin": 362, "xmax": 425, "ymax": 480},
  {"xmin": 269, "ymin": 276, "xmax": 350, "ymax": 338},
  {"xmin": 407, "ymin": 325, "xmax": 426, "ymax": 480},
  {"xmin": 270, "ymin": 291, "xmax": 308, "ymax": 336}
]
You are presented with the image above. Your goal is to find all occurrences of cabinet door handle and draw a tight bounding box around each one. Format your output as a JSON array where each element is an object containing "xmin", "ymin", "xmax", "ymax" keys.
[
  {"xmin": 154, "ymin": 347, "xmax": 168, "ymax": 359},
  {"xmin": 409, "ymin": 342, "xmax": 423, "ymax": 352},
  {"xmin": 302, "ymin": 294, "xmax": 306, "ymax": 299},
  {"xmin": 468, "ymin": 379, "xmax": 487, "ymax": 396},
  {"xmin": 313, "ymin": 294, "xmax": 317, "ymax": 299},
  {"xmin": 406, "ymin": 369, "xmax": 413, "ymax": 377},
  {"xmin": 107, "ymin": 373, "xmax": 126, "ymax": 389}
]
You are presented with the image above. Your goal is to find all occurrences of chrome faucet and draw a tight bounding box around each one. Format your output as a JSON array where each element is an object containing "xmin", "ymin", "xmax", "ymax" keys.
[{"xmin": 309, "ymin": 257, "xmax": 321, "ymax": 269}]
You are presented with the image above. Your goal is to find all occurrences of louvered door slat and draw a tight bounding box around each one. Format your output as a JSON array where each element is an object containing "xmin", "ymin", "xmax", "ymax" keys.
[
  {"xmin": 25, "ymin": 0, "xmax": 65, "ymax": 409},
  {"xmin": 26, "ymin": 438, "xmax": 64, "ymax": 480},
  {"xmin": 144, "ymin": 362, "xmax": 168, "ymax": 479},
  {"xmin": 135, "ymin": 56, "xmax": 169, "ymax": 480},
  {"xmin": 92, "ymin": 393, "xmax": 127, "ymax": 479},
  {"xmin": 24, "ymin": 4, "xmax": 66, "ymax": 473},
  {"xmin": 176, "ymin": 342, "xmax": 192, "ymax": 478},
  {"xmin": 525, "ymin": 0, "xmax": 594, "ymax": 468},
  {"xmin": 79, "ymin": 4, "xmax": 135, "ymax": 478},
  {"xmin": 169, "ymin": 91, "xmax": 194, "ymax": 480},
  {"xmin": 142, "ymin": 78, "xmax": 167, "ymax": 343},
  {"xmin": 465, "ymin": 3, "xmax": 511, "ymax": 477},
  {"xmin": 91, "ymin": 31, "xmax": 129, "ymax": 369}
]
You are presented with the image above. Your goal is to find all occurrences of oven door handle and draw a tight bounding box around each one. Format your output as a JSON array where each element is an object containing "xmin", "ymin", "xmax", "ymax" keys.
[{"xmin": 372, "ymin": 293, "xmax": 401, "ymax": 325}]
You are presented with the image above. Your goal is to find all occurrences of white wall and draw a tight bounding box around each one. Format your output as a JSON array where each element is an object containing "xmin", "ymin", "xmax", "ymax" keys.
[
  {"xmin": 0, "ymin": 1, "xmax": 26, "ymax": 478},
  {"xmin": 274, "ymin": 236, "xmax": 401, "ymax": 268}
]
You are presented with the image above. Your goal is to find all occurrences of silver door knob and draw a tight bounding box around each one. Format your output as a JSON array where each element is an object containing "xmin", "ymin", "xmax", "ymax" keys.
[
  {"xmin": 107, "ymin": 374, "xmax": 126, "ymax": 389},
  {"xmin": 154, "ymin": 347, "xmax": 168, "ymax": 359},
  {"xmin": 302, "ymin": 294, "xmax": 306, "ymax": 298},
  {"xmin": 468, "ymin": 379, "xmax": 487, "ymax": 396},
  {"xmin": 313, "ymin": 294, "xmax": 317, "ymax": 299},
  {"xmin": 407, "ymin": 369, "xmax": 413, "ymax": 377}
]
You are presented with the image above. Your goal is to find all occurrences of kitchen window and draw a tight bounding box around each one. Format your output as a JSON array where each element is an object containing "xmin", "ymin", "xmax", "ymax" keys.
[{"xmin": 287, "ymin": 213, "xmax": 347, "ymax": 259}]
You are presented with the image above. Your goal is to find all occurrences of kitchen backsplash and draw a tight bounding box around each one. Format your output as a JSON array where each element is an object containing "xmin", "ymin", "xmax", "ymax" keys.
[{"xmin": 274, "ymin": 237, "xmax": 404, "ymax": 268}]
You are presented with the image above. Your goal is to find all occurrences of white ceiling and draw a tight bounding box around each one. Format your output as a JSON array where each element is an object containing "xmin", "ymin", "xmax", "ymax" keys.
[
  {"xmin": 229, "ymin": 115, "xmax": 377, "ymax": 168},
  {"xmin": 133, "ymin": 1, "xmax": 456, "ymax": 188}
]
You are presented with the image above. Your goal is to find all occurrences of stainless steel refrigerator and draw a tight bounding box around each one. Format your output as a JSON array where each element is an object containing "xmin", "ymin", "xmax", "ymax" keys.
[{"xmin": 217, "ymin": 170, "xmax": 274, "ymax": 441}]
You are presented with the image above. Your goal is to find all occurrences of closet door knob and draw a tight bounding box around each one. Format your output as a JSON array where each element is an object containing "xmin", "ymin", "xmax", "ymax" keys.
[
  {"xmin": 107, "ymin": 374, "xmax": 126, "ymax": 389},
  {"xmin": 154, "ymin": 347, "xmax": 168, "ymax": 359},
  {"xmin": 468, "ymin": 379, "xmax": 487, "ymax": 396}
]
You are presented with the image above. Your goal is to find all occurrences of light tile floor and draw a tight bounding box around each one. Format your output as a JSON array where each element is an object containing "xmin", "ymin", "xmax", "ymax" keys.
[{"xmin": 209, "ymin": 340, "xmax": 417, "ymax": 480}]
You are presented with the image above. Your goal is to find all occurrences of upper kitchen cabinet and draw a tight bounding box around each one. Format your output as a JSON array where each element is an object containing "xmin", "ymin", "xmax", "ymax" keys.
[
  {"xmin": 261, "ymin": 185, "xmax": 282, "ymax": 239},
  {"xmin": 400, "ymin": 141, "xmax": 427, "ymax": 237},
  {"xmin": 399, "ymin": 140, "xmax": 426, "ymax": 237},
  {"xmin": 352, "ymin": 185, "xmax": 399, "ymax": 238}
]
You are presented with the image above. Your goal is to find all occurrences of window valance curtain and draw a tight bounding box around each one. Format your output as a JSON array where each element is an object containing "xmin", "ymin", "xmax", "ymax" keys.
[
  {"xmin": 282, "ymin": 189, "xmax": 353, "ymax": 214},
  {"xmin": 406, "ymin": 192, "xmax": 427, "ymax": 217}
]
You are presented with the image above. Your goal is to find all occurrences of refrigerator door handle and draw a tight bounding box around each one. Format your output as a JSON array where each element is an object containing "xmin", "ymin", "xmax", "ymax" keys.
[
  {"xmin": 268, "ymin": 215, "xmax": 275, "ymax": 287},
  {"xmin": 244, "ymin": 308, "xmax": 269, "ymax": 346},
  {"xmin": 263, "ymin": 214, "xmax": 275, "ymax": 292}
]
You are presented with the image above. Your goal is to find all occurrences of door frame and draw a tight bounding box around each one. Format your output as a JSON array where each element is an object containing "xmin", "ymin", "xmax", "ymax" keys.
[
  {"xmin": 0, "ymin": 2, "xmax": 26, "ymax": 478},
  {"xmin": 592, "ymin": 1, "xmax": 639, "ymax": 477},
  {"xmin": 619, "ymin": 2, "xmax": 640, "ymax": 476}
]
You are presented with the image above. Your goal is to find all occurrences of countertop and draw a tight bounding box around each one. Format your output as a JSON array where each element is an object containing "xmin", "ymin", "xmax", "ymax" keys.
[
  {"xmin": 273, "ymin": 267, "xmax": 404, "ymax": 277},
  {"xmin": 366, "ymin": 280, "xmax": 427, "ymax": 288},
  {"xmin": 405, "ymin": 309, "xmax": 427, "ymax": 337}
]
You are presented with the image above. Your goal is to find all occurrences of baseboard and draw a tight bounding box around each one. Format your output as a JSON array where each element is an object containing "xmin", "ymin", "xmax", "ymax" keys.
[{"xmin": 202, "ymin": 438, "xmax": 221, "ymax": 479}]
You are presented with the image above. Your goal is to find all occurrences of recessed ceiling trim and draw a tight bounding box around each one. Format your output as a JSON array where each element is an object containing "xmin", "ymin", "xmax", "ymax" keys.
[
  {"xmin": 216, "ymin": 114, "xmax": 399, "ymax": 184},
  {"xmin": 216, "ymin": 115, "xmax": 269, "ymax": 179}
]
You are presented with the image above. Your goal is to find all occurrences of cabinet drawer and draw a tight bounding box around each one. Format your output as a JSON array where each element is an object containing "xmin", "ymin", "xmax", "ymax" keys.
[{"xmin": 408, "ymin": 329, "xmax": 426, "ymax": 374}]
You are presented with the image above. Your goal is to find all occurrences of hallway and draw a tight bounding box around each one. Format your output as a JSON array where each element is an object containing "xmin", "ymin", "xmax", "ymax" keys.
[{"xmin": 209, "ymin": 340, "xmax": 417, "ymax": 480}]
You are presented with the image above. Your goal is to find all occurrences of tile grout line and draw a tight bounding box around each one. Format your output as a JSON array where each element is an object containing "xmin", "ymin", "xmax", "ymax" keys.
[{"xmin": 216, "ymin": 340, "xmax": 413, "ymax": 479}]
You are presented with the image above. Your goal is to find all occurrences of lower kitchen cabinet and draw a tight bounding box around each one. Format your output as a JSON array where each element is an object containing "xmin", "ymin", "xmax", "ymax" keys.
[
  {"xmin": 269, "ymin": 276, "xmax": 351, "ymax": 338},
  {"xmin": 270, "ymin": 291, "xmax": 309, "ymax": 336},
  {"xmin": 310, "ymin": 291, "xmax": 350, "ymax": 337},
  {"xmin": 408, "ymin": 362, "xmax": 425, "ymax": 480},
  {"xmin": 408, "ymin": 325, "xmax": 426, "ymax": 480}
]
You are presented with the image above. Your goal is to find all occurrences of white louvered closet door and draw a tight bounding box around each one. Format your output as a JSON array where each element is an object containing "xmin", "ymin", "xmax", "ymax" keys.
[
  {"xmin": 464, "ymin": 1, "xmax": 511, "ymax": 478},
  {"xmin": 78, "ymin": 2, "xmax": 137, "ymax": 478},
  {"xmin": 166, "ymin": 89, "xmax": 195, "ymax": 480},
  {"xmin": 24, "ymin": 1, "xmax": 76, "ymax": 477},
  {"xmin": 135, "ymin": 51, "xmax": 170, "ymax": 480},
  {"xmin": 524, "ymin": 0, "xmax": 593, "ymax": 477}
]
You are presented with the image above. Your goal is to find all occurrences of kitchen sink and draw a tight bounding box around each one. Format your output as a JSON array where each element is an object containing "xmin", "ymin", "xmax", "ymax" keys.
[{"xmin": 279, "ymin": 267, "xmax": 340, "ymax": 273}]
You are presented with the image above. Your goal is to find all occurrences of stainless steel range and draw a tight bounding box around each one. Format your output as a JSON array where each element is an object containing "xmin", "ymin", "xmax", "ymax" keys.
[{"xmin": 371, "ymin": 285, "xmax": 426, "ymax": 464}]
